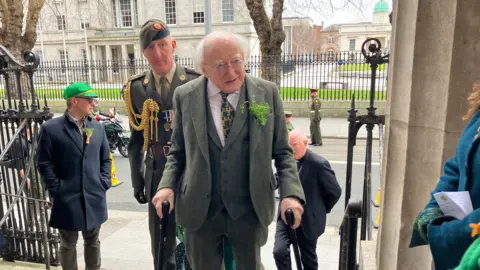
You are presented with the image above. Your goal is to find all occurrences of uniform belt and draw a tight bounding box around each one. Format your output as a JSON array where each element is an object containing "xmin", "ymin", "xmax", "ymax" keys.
[{"xmin": 147, "ymin": 143, "xmax": 172, "ymax": 159}]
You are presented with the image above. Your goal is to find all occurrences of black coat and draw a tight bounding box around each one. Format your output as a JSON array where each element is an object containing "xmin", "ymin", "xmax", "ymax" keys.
[
  {"xmin": 36, "ymin": 111, "xmax": 112, "ymax": 231},
  {"xmin": 279, "ymin": 149, "xmax": 342, "ymax": 240}
]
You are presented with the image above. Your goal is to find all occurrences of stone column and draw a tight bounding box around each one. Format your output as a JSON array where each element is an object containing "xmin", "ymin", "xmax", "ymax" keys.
[
  {"xmin": 377, "ymin": 0, "xmax": 480, "ymax": 269},
  {"xmin": 121, "ymin": 44, "xmax": 129, "ymax": 79},
  {"xmin": 91, "ymin": 46, "xmax": 99, "ymax": 82},
  {"xmin": 105, "ymin": 44, "xmax": 113, "ymax": 83}
]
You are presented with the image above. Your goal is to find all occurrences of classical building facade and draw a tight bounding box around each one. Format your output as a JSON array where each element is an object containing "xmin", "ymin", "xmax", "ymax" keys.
[{"xmin": 33, "ymin": 0, "xmax": 259, "ymax": 63}]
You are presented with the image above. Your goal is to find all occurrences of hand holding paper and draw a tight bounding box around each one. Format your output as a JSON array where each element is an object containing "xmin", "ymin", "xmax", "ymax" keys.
[{"xmin": 433, "ymin": 191, "xmax": 473, "ymax": 220}]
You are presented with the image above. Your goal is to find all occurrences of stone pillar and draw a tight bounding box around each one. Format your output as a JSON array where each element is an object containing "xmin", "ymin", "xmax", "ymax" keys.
[
  {"xmin": 105, "ymin": 44, "xmax": 113, "ymax": 83},
  {"xmin": 134, "ymin": 44, "xmax": 142, "ymax": 74},
  {"xmin": 121, "ymin": 44, "xmax": 129, "ymax": 79},
  {"xmin": 377, "ymin": 0, "xmax": 480, "ymax": 269},
  {"xmin": 91, "ymin": 46, "xmax": 99, "ymax": 82}
]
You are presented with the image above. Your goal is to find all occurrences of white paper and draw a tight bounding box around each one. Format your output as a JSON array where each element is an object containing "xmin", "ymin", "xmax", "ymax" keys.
[{"xmin": 433, "ymin": 191, "xmax": 474, "ymax": 220}]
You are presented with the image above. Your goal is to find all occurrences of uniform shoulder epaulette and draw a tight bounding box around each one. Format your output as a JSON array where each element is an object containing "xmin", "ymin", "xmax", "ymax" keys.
[
  {"xmin": 185, "ymin": 67, "xmax": 201, "ymax": 76},
  {"xmin": 127, "ymin": 71, "xmax": 147, "ymax": 82}
]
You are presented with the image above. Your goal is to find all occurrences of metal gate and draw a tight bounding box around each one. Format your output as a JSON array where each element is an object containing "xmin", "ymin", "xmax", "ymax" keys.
[{"xmin": 0, "ymin": 46, "xmax": 59, "ymax": 268}]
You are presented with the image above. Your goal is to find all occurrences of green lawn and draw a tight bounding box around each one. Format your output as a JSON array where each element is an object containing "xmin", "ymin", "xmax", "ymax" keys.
[
  {"xmin": 334, "ymin": 63, "xmax": 387, "ymax": 72},
  {"xmin": 280, "ymin": 87, "xmax": 387, "ymax": 101},
  {"xmin": 0, "ymin": 87, "xmax": 387, "ymax": 101}
]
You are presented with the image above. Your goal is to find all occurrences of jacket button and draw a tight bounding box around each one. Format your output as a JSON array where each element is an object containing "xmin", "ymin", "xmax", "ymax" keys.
[{"xmin": 205, "ymin": 193, "xmax": 210, "ymax": 198}]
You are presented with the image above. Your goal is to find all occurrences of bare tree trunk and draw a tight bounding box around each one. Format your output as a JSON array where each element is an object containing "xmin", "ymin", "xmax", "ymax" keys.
[
  {"xmin": 0, "ymin": 0, "xmax": 45, "ymax": 101},
  {"xmin": 245, "ymin": 0, "xmax": 285, "ymax": 86}
]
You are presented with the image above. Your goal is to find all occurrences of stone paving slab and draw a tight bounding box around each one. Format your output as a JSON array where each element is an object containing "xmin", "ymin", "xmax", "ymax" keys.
[{"xmin": 0, "ymin": 210, "xmax": 342, "ymax": 270}]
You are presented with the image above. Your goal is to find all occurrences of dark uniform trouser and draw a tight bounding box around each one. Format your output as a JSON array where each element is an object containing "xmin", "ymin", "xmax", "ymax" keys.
[
  {"xmin": 310, "ymin": 120, "xmax": 322, "ymax": 145},
  {"xmin": 184, "ymin": 209, "xmax": 268, "ymax": 270},
  {"xmin": 58, "ymin": 226, "xmax": 101, "ymax": 270},
  {"xmin": 273, "ymin": 221, "xmax": 319, "ymax": 270},
  {"xmin": 148, "ymin": 200, "xmax": 177, "ymax": 270}
]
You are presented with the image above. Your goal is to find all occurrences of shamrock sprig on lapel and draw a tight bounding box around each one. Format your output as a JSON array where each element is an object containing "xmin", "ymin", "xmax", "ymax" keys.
[
  {"xmin": 85, "ymin": 128, "xmax": 94, "ymax": 144},
  {"xmin": 240, "ymin": 98, "xmax": 272, "ymax": 126}
]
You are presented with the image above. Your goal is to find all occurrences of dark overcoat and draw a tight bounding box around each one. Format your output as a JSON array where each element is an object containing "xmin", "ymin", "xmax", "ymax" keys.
[{"xmin": 36, "ymin": 111, "xmax": 112, "ymax": 231}]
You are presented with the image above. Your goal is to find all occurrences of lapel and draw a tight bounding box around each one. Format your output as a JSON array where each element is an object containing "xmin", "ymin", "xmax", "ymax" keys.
[
  {"xmin": 63, "ymin": 112, "xmax": 83, "ymax": 153},
  {"xmin": 166, "ymin": 65, "xmax": 188, "ymax": 109},
  {"xmin": 189, "ymin": 76, "xmax": 210, "ymax": 162},
  {"xmin": 224, "ymin": 82, "xmax": 248, "ymax": 149},
  {"xmin": 246, "ymin": 75, "xmax": 265, "ymax": 154},
  {"xmin": 144, "ymin": 70, "xmax": 163, "ymax": 106},
  {"xmin": 299, "ymin": 150, "xmax": 312, "ymax": 184}
]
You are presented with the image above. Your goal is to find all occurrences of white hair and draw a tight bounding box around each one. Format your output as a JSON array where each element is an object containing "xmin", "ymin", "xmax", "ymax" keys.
[{"xmin": 194, "ymin": 31, "xmax": 251, "ymax": 72}]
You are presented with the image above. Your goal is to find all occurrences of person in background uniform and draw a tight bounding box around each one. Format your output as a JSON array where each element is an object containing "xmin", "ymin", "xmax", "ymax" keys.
[
  {"xmin": 309, "ymin": 89, "xmax": 322, "ymax": 146},
  {"xmin": 123, "ymin": 19, "xmax": 200, "ymax": 270},
  {"xmin": 285, "ymin": 111, "xmax": 294, "ymax": 132},
  {"xmin": 273, "ymin": 130, "xmax": 341, "ymax": 270},
  {"xmin": 36, "ymin": 82, "xmax": 111, "ymax": 270}
]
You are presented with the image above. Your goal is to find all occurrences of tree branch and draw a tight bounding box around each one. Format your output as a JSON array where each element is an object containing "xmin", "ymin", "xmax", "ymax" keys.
[
  {"xmin": 0, "ymin": 0, "xmax": 9, "ymax": 43},
  {"xmin": 270, "ymin": 0, "xmax": 285, "ymax": 53},
  {"xmin": 22, "ymin": 0, "xmax": 45, "ymax": 49},
  {"xmin": 245, "ymin": 0, "xmax": 272, "ymax": 50}
]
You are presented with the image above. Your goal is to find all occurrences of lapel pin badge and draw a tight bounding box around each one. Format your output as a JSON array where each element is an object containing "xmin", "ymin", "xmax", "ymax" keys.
[
  {"xmin": 143, "ymin": 78, "xmax": 149, "ymax": 85},
  {"xmin": 179, "ymin": 75, "xmax": 186, "ymax": 81}
]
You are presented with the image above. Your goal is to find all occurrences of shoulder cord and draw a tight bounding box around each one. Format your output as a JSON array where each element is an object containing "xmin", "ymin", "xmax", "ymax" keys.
[{"xmin": 123, "ymin": 81, "xmax": 159, "ymax": 151}]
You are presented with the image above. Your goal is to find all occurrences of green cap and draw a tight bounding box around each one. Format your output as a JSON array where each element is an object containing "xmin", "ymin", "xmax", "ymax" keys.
[
  {"xmin": 63, "ymin": 82, "xmax": 97, "ymax": 100},
  {"xmin": 139, "ymin": 19, "xmax": 171, "ymax": 50}
]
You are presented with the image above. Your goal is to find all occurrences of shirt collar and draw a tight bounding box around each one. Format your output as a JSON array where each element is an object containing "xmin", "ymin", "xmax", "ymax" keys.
[
  {"xmin": 67, "ymin": 112, "xmax": 86, "ymax": 125},
  {"xmin": 207, "ymin": 79, "xmax": 241, "ymax": 97},
  {"xmin": 152, "ymin": 62, "xmax": 177, "ymax": 84}
]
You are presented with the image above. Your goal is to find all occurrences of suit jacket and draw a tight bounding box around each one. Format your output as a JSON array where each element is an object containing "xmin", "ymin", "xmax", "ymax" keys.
[
  {"xmin": 126, "ymin": 65, "xmax": 200, "ymax": 200},
  {"xmin": 158, "ymin": 75, "xmax": 306, "ymax": 230},
  {"xmin": 36, "ymin": 111, "xmax": 111, "ymax": 231},
  {"xmin": 282, "ymin": 149, "xmax": 341, "ymax": 240},
  {"xmin": 410, "ymin": 110, "xmax": 480, "ymax": 269}
]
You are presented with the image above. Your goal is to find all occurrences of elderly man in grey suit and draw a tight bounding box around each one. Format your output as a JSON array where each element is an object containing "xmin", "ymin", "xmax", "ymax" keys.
[{"xmin": 152, "ymin": 31, "xmax": 305, "ymax": 269}]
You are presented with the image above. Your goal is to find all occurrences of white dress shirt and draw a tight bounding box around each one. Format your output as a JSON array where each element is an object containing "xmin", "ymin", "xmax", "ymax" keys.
[{"xmin": 207, "ymin": 79, "xmax": 241, "ymax": 146}]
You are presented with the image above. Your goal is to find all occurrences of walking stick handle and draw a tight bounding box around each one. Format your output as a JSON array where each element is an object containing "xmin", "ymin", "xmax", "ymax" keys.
[
  {"xmin": 286, "ymin": 208, "xmax": 295, "ymax": 228},
  {"xmin": 285, "ymin": 208, "xmax": 303, "ymax": 270},
  {"xmin": 156, "ymin": 200, "xmax": 170, "ymax": 270}
]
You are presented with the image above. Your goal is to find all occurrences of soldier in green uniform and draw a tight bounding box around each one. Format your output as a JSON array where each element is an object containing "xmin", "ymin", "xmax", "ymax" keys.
[
  {"xmin": 123, "ymin": 19, "xmax": 201, "ymax": 270},
  {"xmin": 285, "ymin": 111, "xmax": 295, "ymax": 132},
  {"xmin": 309, "ymin": 89, "xmax": 322, "ymax": 146}
]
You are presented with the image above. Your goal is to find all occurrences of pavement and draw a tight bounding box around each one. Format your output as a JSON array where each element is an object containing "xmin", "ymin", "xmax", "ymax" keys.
[{"xmin": 0, "ymin": 115, "xmax": 381, "ymax": 269}]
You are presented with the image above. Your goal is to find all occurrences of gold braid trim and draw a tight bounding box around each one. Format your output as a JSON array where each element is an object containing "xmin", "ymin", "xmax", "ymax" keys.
[{"xmin": 124, "ymin": 80, "xmax": 160, "ymax": 151}]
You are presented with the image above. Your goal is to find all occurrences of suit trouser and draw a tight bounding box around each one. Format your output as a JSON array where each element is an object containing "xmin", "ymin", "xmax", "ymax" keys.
[
  {"xmin": 148, "ymin": 201, "xmax": 177, "ymax": 270},
  {"xmin": 58, "ymin": 226, "xmax": 101, "ymax": 270},
  {"xmin": 273, "ymin": 220, "xmax": 319, "ymax": 270},
  {"xmin": 184, "ymin": 209, "xmax": 268, "ymax": 270}
]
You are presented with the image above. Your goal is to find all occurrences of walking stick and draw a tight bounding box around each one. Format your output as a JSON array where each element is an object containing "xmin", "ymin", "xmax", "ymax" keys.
[
  {"xmin": 156, "ymin": 201, "xmax": 170, "ymax": 270},
  {"xmin": 286, "ymin": 208, "xmax": 303, "ymax": 270}
]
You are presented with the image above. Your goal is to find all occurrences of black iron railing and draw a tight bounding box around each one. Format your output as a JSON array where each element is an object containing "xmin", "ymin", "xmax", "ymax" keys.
[
  {"xmin": 2, "ymin": 51, "xmax": 389, "ymax": 101},
  {"xmin": 338, "ymin": 198, "xmax": 362, "ymax": 270}
]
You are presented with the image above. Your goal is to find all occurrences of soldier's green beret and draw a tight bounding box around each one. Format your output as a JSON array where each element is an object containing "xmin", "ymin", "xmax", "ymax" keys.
[
  {"xmin": 139, "ymin": 19, "xmax": 171, "ymax": 50},
  {"xmin": 63, "ymin": 82, "xmax": 97, "ymax": 100}
]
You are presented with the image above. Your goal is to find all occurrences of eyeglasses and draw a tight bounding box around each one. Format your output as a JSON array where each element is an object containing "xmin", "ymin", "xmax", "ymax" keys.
[
  {"xmin": 212, "ymin": 59, "xmax": 244, "ymax": 72},
  {"xmin": 76, "ymin": 97, "xmax": 98, "ymax": 104}
]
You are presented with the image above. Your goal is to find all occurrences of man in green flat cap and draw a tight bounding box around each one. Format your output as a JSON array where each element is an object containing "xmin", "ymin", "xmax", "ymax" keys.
[
  {"xmin": 36, "ymin": 82, "xmax": 111, "ymax": 270},
  {"xmin": 123, "ymin": 19, "xmax": 201, "ymax": 270}
]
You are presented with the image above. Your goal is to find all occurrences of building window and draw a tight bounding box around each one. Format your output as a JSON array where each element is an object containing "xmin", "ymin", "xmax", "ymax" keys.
[
  {"xmin": 165, "ymin": 0, "xmax": 177, "ymax": 25},
  {"xmin": 81, "ymin": 22, "xmax": 90, "ymax": 29},
  {"xmin": 327, "ymin": 49, "xmax": 334, "ymax": 61},
  {"xmin": 222, "ymin": 0, "xmax": 234, "ymax": 22},
  {"xmin": 328, "ymin": 36, "xmax": 335, "ymax": 44},
  {"xmin": 193, "ymin": 0, "xmax": 204, "ymax": 24},
  {"xmin": 349, "ymin": 39, "xmax": 356, "ymax": 51},
  {"xmin": 111, "ymin": 0, "xmax": 138, "ymax": 28},
  {"xmin": 57, "ymin": 15, "xmax": 66, "ymax": 30},
  {"xmin": 59, "ymin": 50, "xmax": 68, "ymax": 73}
]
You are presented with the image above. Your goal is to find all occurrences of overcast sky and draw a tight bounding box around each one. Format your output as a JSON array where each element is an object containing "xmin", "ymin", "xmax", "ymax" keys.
[{"xmin": 282, "ymin": 0, "xmax": 392, "ymax": 27}]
